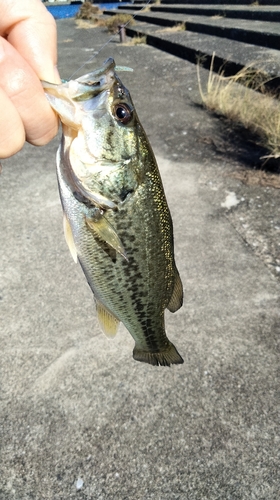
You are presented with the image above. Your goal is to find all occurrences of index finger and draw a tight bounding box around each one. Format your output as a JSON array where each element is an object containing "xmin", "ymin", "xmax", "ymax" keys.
[{"xmin": 0, "ymin": 0, "xmax": 60, "ymax": 83}]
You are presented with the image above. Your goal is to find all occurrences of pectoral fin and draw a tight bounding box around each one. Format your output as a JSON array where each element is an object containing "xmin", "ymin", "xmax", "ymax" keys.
[
  {"xmin": 167, "ymin": 271, "xmax": 183, "ymax": 313},
  {"xmin": 63, "ymin": 213, "xmax": 78, "ymax": 263},
  {"xmin": 85, "ymin": 215, "xmax": 128, "ymax": 261},
  {"xmin": 96, "ymin": 300, "xmax": 119, "ymax": 338}
]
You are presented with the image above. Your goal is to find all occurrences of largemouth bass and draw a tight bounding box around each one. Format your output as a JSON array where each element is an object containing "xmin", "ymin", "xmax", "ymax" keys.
[{"xmin": 43, "ymin": 58, "xmax": 183, "ymax": 366}]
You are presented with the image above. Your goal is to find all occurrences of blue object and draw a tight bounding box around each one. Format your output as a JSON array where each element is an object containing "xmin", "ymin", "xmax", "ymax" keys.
[
  {"xmin": 46, "ymin": 3, "xmax": 131, "ymax": 19},
  {"xmin": 46, "ymin": 4, "xmax": 81, "ymax": 19}
]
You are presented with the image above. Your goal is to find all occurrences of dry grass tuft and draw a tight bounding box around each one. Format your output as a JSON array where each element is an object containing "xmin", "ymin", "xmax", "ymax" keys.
[
  {"xmin": 158, "ymin": 23, "xmax": 185, "ymax": 33},
  {"xmin": 140, "ymin": 5, "xmax": 151, "ymax": 13},
  {"xmin": 231, "ymin": 169, "xmax": 280, "ymax": 188},
  {"xmin": 198, "ymin": 54, "xmax": 280, "ymax": 161},
  {"xmin": 121, "ymin": 35, "xmax": 147, "ymax": 46},
  {"xmin": 75, "ymin": 19, "xmax": 100, "ymax": 29},
  {"xmin": 103, "ymin": 14, "xmax": 135, "ymax": 33},
  {"xmin": 128, "ymin": 35, "xmax": 147, "ymax": 45},
  {"xmin": 75, "ymin": 1, "xmax": 102, "ymax": 19}
]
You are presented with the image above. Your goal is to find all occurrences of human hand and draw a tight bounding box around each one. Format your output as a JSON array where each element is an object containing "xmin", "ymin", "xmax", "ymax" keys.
[{"xmin": 0, "ymin": 0, "xmax": 61, "ymax": 159}]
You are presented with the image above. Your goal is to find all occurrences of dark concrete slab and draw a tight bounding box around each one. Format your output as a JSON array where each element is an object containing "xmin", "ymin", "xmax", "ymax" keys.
[
  {"xmin": 160, "ymin": 0, "xmax": 280, "ymax": 5},
  {"xmin": 105, "ymin": 6, "xmax": 280, "ymax": 89},
  {"xmin": 0, "ymin": 19, "xmax": 279, "ymax": 500},
  {"xmin": 124, "ymin": 3, "xmax": 280, "ymax": 22},
  {"xmin": 105, "ymin": 10, "xmax": 280, "ymax": 49},
  {"xmin": 124, "ymin": 21, "xmax": 280, "ymax": 77}
]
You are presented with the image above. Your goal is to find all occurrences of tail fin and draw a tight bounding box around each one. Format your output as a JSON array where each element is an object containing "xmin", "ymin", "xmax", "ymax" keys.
[{"xmin": 133, "ymin": 342, "xmax": 184, "ymax": 367}]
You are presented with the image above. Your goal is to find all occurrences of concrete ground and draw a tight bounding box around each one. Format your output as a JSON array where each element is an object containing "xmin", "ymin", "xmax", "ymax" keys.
[{"xmin": 0, "ymin": 20, "xmax": 279, "ymax": 499}]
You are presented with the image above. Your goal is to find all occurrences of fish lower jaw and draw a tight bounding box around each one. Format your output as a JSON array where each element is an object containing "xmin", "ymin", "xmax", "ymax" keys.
[{"xmin": 133, "ymin": 343, "xmax": 184, "ymax": 367}]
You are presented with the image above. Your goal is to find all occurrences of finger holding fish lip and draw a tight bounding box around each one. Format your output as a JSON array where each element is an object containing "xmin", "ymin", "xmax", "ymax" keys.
[
  {"xmin": 0, "ymin": 0, "xmax": 60, "ymax": 158},
  {"xmin": 0, "ymin": 37, "xmax": 59, "ymax": 158}
]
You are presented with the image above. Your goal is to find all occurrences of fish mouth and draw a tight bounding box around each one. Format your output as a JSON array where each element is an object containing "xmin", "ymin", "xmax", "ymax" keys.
[
  {"xmin": 76, "ymin": 57, "xmax": 133, "ymax": 88},
  {"xmin": 69, "ymin": 58, "xmax": 133, "ymax": 102},
  {"xmin": 42, "ymin": 58, "xmax": 132, "ymax": 103},
  {"xmin": 73, "ymin": 58, "xmax": 116, "ymax": 100},
  {"xmin": 76, "ymin": 57, "xmax": 116, "ymax": 88}
]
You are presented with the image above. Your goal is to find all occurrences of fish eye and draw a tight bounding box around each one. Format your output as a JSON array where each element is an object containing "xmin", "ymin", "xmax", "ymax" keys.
[{"xmin": 114, "ymin": 103, "xmax": 133, "ymax": 124}]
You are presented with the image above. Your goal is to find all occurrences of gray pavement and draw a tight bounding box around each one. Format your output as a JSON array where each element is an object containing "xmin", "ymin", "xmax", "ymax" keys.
[{"xmin": 0, "ymin": 20, "xmax": 279, "ymax": 499}]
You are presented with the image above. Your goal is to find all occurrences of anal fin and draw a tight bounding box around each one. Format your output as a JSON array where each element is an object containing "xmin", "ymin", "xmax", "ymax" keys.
[
  {"xmin": 96, "ymin": 300, "xmax": 119, "ymax": 338},
  {"xmin": 167, "ymin": 271, "xmax": 183, "ymax": 313}
]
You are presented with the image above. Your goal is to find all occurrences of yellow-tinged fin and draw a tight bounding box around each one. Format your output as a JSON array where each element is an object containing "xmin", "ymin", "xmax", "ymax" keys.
[
  {"xmin": 133, "ymin": 342, "xmax": 184, "ymax": 367},
  {"xmin": 63, "ymin": 213, "xmax": 78, "ymax": 263},
  {"xmin": 85, "ymin": 215, "xmax": 128, "ymax": 261},
  {"xmin": 167, "ymin": 271, "xmax": 183, "ymax": 313},
  {"xmin": 96, "ymin": 300, "xmax": 119, "ymax": 338}
]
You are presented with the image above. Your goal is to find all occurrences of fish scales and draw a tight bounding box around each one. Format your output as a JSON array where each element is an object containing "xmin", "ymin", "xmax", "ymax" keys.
[{"xmin": 43, "ymin": 57, "xmax": 184, "ymax": 366}]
